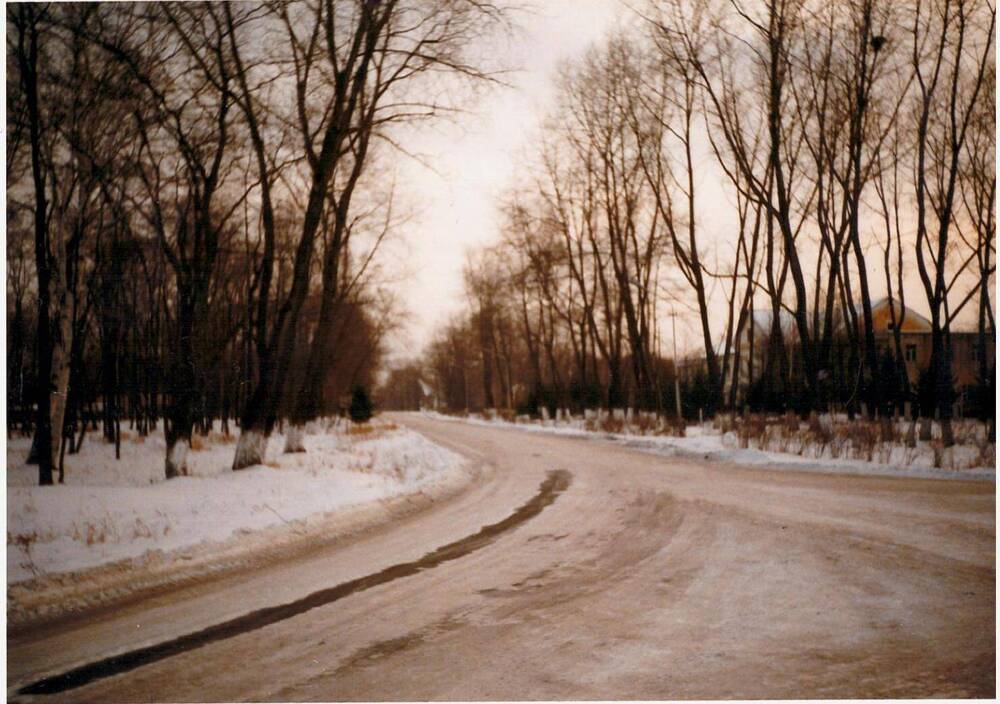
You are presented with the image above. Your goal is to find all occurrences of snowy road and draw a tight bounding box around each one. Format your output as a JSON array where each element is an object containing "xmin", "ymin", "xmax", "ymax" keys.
[{"xmin": 8, "ymin": 413, "xmax": 995, "ymax": 700}]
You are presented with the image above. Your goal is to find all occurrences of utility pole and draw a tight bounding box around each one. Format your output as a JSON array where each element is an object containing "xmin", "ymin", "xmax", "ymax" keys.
[
  {"xmin": 462, "ymin": 362, "xmax": 469, "ymax": 413},
  {"xmin": 672, "ymin": 306, "xmax": 682, "ymax": 419}
]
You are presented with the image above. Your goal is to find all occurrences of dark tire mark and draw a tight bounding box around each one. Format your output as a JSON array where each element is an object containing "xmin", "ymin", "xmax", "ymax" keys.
[{"xmin": 18, "ymin": 470, "xmax": 572, "ymax": 697}]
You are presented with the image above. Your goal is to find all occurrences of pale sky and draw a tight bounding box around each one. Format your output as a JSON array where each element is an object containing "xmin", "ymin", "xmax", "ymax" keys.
[
  {"xmin": 384, "ymin": 0, "xmax": 631, "ymax": 358},
  {"xmin": 380, "ymin": 0, "xmax": 985, "ymax": 363}
]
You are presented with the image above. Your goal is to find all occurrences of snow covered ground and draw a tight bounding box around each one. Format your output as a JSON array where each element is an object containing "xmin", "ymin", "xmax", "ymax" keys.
[
  {"xmin": 7, "ymin": 419, "xmax": 467, "ymax": 584},
  {"xmin": 421, "ymin": 411, "xmax": 995, "ymax": 482}
]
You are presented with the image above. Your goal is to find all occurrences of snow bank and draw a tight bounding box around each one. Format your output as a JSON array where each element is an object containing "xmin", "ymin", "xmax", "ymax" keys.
[
  {"xmin": 423, "ymin": 412, "xmax": 995, "ymax": 482},
  {"xmin": 7, "ymin": 421, "xmax": 466, "ymax": 584}
]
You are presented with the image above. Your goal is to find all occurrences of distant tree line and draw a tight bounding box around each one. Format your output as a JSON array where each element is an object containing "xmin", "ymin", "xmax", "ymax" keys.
[
  {"xmin": 419, "ymin": 0, "xmax": 995, "ymax": 445},
  {"xmin": 7, "ymin": 1, "xmax": 506, "ymax": 485}
]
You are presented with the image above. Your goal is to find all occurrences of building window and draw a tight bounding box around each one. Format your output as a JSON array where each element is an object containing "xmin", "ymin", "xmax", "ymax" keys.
[{"xmin": 905, "ymin": 344, "xmax": 917, "ymax": 362}]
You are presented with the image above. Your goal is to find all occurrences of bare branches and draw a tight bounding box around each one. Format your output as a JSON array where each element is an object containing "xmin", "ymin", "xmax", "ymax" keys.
[{"xmin": 7, "ymin": 0, "xmax": 512, "ymax": 478}]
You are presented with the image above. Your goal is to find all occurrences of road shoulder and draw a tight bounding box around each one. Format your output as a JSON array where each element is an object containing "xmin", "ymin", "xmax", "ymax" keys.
[{"xmin": 8, "ymin": 441, "xmax": 484, "ymax": 637}]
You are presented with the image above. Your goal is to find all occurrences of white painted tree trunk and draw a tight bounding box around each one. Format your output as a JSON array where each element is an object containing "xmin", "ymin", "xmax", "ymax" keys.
[
  {"xmin": 284, "ymin": 424, "xmax": 306, "ymax": 453},
  {"xmin": 47, "ymin": 260, "xmax": 74, "ymax": 475},
  {"xmin": 165, "ymin": 438, "xmax": 190, "ymax": 479},
  {"xmin": 233, "ymin": 429, "xmax": 268, "ymax": 470},
  {"xmin": 919, "ymin": 417, "xmax": 933, "ymax": 441}
]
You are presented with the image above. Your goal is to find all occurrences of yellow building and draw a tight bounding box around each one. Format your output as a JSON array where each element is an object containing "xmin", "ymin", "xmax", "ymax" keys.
[
  {"xmin": 722, "ymin": 298, "xmax": 994, "ymax": 403},
  {"xmin": 865, "ymin": 298, "xmax": 993, "ymax": 389}
]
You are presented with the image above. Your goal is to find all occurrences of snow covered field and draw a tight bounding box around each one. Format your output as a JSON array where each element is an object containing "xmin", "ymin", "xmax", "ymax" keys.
[
  {"xmin": 423, "ymin": 411, "xmax": 995, "ymax": 482},
  {"xmin": 7, "ymin": 420, "xmax": 467, "ymax": 584}
]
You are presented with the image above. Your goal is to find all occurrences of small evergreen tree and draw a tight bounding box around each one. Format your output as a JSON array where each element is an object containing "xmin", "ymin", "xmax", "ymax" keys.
[
  {"xmin": 878, "ymin": 348, "xmax": 903, "ymax": 416},
  {"xmin": 349, "ymin": 385, "xmax": 374, "ymax": 423},
  {"xmin": 681, "ymin": 369, "xmax": 720, "ymax": 420},
  {"xmin": 916, "ymin": 368, "xmax": 936, "ymax": 416}
]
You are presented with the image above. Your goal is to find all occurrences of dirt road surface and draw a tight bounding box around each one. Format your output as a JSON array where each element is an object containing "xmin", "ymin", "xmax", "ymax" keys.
[{"xmin": 7, "ymin": 414, "xmax": 995, "ymax": 701}]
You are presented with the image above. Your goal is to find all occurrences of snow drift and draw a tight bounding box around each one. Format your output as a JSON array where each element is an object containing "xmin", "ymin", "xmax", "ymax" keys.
[{"xmin": 7, "ymin": 420, "xmax": 467, "ymax": 584}]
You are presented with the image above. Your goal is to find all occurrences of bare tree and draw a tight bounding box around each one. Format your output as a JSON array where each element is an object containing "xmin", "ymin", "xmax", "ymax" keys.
[
  {"xmin": 228, "ymin": 0, "xmax": 396, "ymax": 468},
  {"xmin": 641, "ymin": 4, "xmax": 724, "ymax": 407},
  {"xmin": 10, "ymin": 3, "xmax": 59, "ymax": 485},
  {"xmin": 229, "ymin": 0, "xmax": 505, "ymax": 467},
  {"xmin": 82, "ymin": 3, "xmax": 244, "ymax": 477},
  {"xmin": 909, "ymin": 0, "xmax": 995, "ymax": 445}
]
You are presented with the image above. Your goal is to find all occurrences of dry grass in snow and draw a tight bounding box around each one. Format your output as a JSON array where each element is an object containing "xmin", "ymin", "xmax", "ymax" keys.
[{"xmin": 425, "ymin": 410, "xmax": 994, "ymax": 480}]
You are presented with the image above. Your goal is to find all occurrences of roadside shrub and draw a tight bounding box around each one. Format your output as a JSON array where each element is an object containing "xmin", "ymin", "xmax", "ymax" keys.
[
  {"xmin": 738, "ymin": 414, "xmax": 766, "ymax": 449},
  {"xmin": 931, "ymin": 441, "xmax": 945, "ymax": 469},
  {"xmin": 975, "ymin": 440, "xmax": 995, "ymax": 468},
  {"xmin": 783, "ymin": 411, "xmax": 799, "ymax": 432},
  {"xmin": 764, "ymin": 423, "xmax": 793, "ymax": 453},
  {"xmin": 846, "ymin": 421, "xmax": 878, "ymax": 462},
  {"xmin": 715, "ymin": 413, "xmax": 738, "ymax": 434},
  {"xmin": 952, "ymin": 419, "xmax": 984, "ymax": 446},
  {"xmin": 807, "ymin": 412, "xmax": 833, "ymax": 444},
  {"xmin": 633, "ymin": 412, "xmax": 659, "ymax": 435},
  {"xmin": 349, "ymin": 386, "xmax": 374, "ymax": 423},
  {"xmin": 598, "ymin": 415, "xmax": 625, "ymax": 434},
  {"xmin": 878, "ymin": 415, "xmax": 898, "ymax": 444},
  {"xmin": 665, "ymin": 416, "xmax": 686, "ymax": 437}
]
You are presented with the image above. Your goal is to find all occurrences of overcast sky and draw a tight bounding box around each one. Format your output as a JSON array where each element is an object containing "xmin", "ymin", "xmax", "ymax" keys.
[
  {"xmin": 384, "ymin": 0, "xmax": 631, "ymax": 358},
  {"xmin": 380, "ymin": 0, "xmax": 977, "ymax": 363}
]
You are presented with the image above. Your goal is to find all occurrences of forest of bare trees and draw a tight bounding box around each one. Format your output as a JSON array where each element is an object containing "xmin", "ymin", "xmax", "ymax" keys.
[
  {"xmin": 411, "ymin": 0, "xmax": 995, "ymax": 446},
  {"xmin": 6, "ymin": 0, "xmax": 506, "ymax": 485}
]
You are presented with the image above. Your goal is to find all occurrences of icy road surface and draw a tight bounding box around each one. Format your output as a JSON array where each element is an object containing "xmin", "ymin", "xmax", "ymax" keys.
[{"xmin": 8, "ymin": 413, "xmax": 995, "ymax": 701}]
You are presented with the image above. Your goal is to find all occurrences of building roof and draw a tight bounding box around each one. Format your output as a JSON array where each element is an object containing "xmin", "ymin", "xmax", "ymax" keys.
[{"xmin": 868, "ymin": 296, "xmax": 933, "ymax": 330}]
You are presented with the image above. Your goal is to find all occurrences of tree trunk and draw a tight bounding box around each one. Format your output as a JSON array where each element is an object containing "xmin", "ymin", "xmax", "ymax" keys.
[
  {"xmin": 16, "ymin": 6, "xmax": 55, "ymax": 485},
  {"xmin": 164, "ymin": 302, "xmax": 196, "ymax": 478},
  {"xmin": 919, "ymin": 416, "xmax": 932, "ymax": 442},
  {"xmin": 232, "ymin": 2, "xmax": 386, "ymax": 470},
  {"xmin": 479, "ymin": 305, "xmax": 496, "ymax": 410}
]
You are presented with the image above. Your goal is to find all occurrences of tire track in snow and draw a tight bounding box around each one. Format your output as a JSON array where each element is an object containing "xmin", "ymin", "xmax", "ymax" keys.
[{"xmin": 18, "ymin": 469, "xmax": 572, "ymax": 697}]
